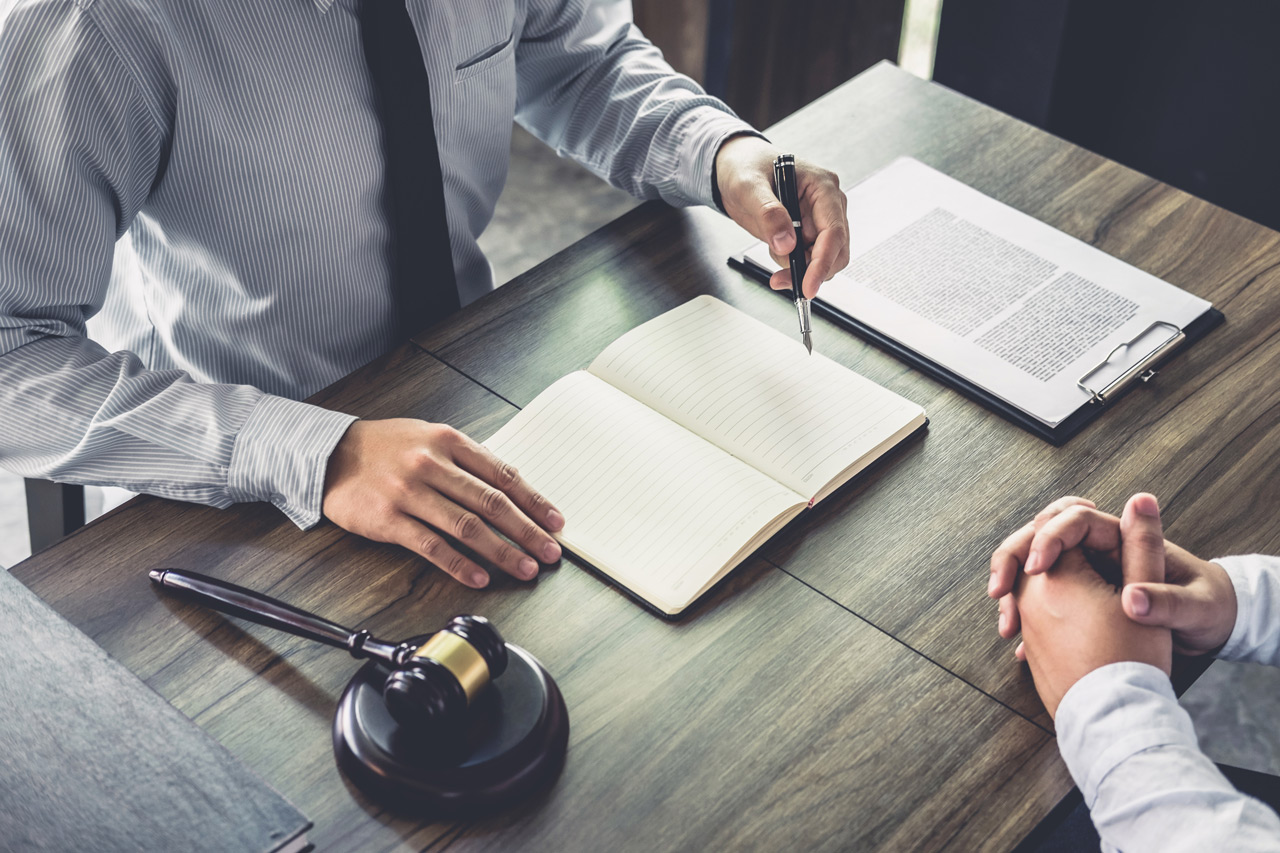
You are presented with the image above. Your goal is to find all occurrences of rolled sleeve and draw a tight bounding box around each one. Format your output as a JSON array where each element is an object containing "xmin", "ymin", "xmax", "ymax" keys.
[
  {"xmin": 1215, "ymin": 555, "xmax": 1280, "ymax": 666},
  {"xmin": 1056, "ymin": 662, "xmax": 1194, "ymax": 807},
  {"xmin": 227, "ymin": 395, "xmax": 358, "ymax": 529},
  {"xmin": 662, "ymin": 106, "xmax": 761, "ymax": 209}
]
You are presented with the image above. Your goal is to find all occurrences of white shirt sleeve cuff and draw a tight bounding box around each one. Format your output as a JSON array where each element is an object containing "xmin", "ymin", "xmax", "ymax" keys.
[
  {"xmin": 665, "ymin": 106, "xmax": 761, "ymax": 209},
  {"xmin": 1214, "ymin": 554, "xmax": 1280, "ymax": 664},
  {"xmin": 1055, "ymin": 661, "xmax": 1196, "ymax": 808},
  {"xmin": 226, "ymin": 395, "xmax": 358, "ymax": 530}
]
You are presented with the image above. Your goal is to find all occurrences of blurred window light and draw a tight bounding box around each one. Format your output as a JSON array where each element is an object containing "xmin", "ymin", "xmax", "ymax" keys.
[{"xmin": 899, "ymin": 0, "xmax": 943, "ymax": 80}]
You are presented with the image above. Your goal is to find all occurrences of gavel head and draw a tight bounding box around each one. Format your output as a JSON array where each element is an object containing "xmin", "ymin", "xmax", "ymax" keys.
[{"xmin": 382, "ymin": 615, "xmax": 508, "ymax": 728}]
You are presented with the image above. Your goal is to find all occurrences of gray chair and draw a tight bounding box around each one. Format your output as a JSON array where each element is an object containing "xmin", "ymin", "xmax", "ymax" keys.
[{"xmin": 24, "ymin": 479, "xmax": 84, "ymax": 554}]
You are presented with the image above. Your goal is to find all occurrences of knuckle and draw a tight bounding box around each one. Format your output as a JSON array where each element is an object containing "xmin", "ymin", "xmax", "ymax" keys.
[
  {"xmin": 495, "ymin": 543, "xmax": 521, "ymax": 569},
  {"xmin": 479, "ymin": 487, "xmax": 508, "ymax": 519},
  {"xmin": 1132, "ymin": 529, "xmax": 1165, "ymax": 552},
  {"xmin": 452, "ymin": 512, "xmax": 484, "ymax": 542},
  {"xmin": 493, "ymin": 461, "xmax": 521, "ymax": 490},
  {"xmin": 445, "ymin": 551, "xmax": 471, "ymax": 580},
  {"xmin": 418, "ymin": 533, "xmax": 445, "ymax": 562}
]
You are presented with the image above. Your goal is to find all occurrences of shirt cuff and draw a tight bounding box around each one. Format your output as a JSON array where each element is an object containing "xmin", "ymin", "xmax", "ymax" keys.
[
  {"xmin": 226, "ymin": 395, "xmax": 358, "ymax": 530},
  {"xmin": 1214, "ymin": 554, "xmax": 1280, "ymax": 663},
  {"xmin": 1055, "ymin": 661, "xmax": 1196, "ymax": 809},
  {"xmin": 669, "ymin": 106, "xmax": 762, "ymax": 209}
]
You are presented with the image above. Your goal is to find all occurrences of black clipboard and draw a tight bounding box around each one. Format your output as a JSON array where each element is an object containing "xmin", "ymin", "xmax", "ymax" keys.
[{"xmin": 729, "ymin": 251, "xmax": 1225, "ymax": 446}]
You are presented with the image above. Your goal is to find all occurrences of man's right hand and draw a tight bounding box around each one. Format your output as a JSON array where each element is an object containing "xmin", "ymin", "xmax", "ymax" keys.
[
  {"xmin": 990, "ymin": 494, "xmax": 1238, "ymax": 656},
  {"xmin": 322, "ymin": 419, "xmax": 564, "ymax": 588}
]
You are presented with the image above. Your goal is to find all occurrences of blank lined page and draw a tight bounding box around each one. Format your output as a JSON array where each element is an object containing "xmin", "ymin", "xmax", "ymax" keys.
[
  {"xmin": 484, "ymin": 371, "xmax": 803, "ymax": 613},
  {"xmin": 589, "ymin": 296, "xmax": 925, "ymax": 498}
]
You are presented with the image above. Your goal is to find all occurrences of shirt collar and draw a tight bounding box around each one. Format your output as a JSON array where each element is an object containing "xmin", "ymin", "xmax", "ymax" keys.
[{"xmin": 310, "ymin": 0, "xmax": 337, "ymax": 15}]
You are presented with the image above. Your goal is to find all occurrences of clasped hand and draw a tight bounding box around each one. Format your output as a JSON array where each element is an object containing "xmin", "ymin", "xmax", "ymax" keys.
[{"xmin": 987, "ymin": 494, "xmax": 1237, "ymax": 718}]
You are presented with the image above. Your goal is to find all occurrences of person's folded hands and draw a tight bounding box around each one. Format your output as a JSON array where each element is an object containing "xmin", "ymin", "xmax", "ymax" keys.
[
  {"xmin": 1012, "ymin": 495, "xmax": 1174, "ymax": 718},
  {"xmin": 990, "ymin": 493, "xmax": 1237, "ymax": 656}
]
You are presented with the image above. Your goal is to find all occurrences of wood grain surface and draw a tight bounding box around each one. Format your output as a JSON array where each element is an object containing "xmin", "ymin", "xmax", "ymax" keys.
[
  {"xmin": 13, "ymin": 62, "xmax": 1277, "ymax": 850},
  {"xmin": 9, "ymin": 341, "xmax": 1070, "ymax": 851},
  {"xmin": 417, "ymin": 63, "xmax": 1280, "ymax": 726}
]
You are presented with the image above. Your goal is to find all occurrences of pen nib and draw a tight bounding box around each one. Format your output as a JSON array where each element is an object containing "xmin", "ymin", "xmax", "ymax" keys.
[{"xmin": 803, "ymin": 332, "xmax": 812, "ymax": 355}]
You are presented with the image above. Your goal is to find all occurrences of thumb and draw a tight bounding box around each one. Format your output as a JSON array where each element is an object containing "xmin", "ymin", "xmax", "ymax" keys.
[
  {"xmin": 740, "ymin": 178, "xmax": 796, "ymax": 257},
  {"xmin": 1120, "ymin": 492, "xmax": 1165, "ymax": 586},
  {"xmin": 1123, "ymin": 582, "xmax": 1195, "ymax": 630}
]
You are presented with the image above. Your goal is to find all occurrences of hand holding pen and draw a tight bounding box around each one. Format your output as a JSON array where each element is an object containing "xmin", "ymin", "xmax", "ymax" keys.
[
  {"xmin": 774, "ymin": 154, "xmax": 813, "ymax": 353},
  {"xmin": 712, "ymin": 136, "xmax": 850, "ymax": 343}
]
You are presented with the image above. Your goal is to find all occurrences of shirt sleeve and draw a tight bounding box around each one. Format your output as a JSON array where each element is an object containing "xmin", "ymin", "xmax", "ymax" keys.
[
  {"xmin": 1215, "ymin": 555, "xmax": 1280, "ymax": 667},
  {"xmin": 0, "ymin": 1, "xmax": 355, "ymax": 529},
  {"xmin": 1055, "ymin": 661, "xmax": 1280, "ymax": 853},
  {"xmin": 513, "ymin": 0, "xmax": 760, "ymax": 209}
]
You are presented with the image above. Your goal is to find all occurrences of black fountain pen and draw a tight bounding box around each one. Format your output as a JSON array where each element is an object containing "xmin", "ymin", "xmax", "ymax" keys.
[{"xmin": 773, "ymin": 154, "xmax": 813, "ymax": 354}]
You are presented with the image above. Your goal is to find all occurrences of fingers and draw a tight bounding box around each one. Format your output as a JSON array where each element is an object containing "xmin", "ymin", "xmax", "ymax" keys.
[
  {"xmin": 1033, "ymin": 496, "xmax": 1097, "ymax": 529},
  {"xmin": 989, "ymin": 522, "xmax": 1035, "ymax": 598},
  {"xmin": 1122, "ymin": 582, "xmax": 1188, "ymax": 626},
  {"xmin": 799, "ymin": 191, "xmax": 849, "ymax": 298},
  {"xmin": 1119, "ymin": 493, "xmax": 1165, "ymax": 586},
  {"xmin": 989, "ymin": 497, "xmax": 1096, "ymax": 598},
  {"xmin": 433, "ymin": 461, "xmax": 562, "ymax": 567},
  {"xmin": 385, "ymin": 513, "xmax": 492, "ymax": 589},
  {"xmin": 997, "ymin": 593, "xmax": 1020, "ymax": 639},
  {"xmin": 1025, "ymin": 505, "xmax": 1122, "ymax": 575},
  {"xmin": 742, "ymin": 178, "xmax": 797, "ymax": 258},
  {"xmin": 401, "ymin": 488, "xmax": 543, "ymax": 583},
  {"xmin": 453, "ymin": 438, "xmax": 564, "ymax": 534},
  {"xmin": 801, "ymin": 224, "xmax": 849, "ymax": 299}
]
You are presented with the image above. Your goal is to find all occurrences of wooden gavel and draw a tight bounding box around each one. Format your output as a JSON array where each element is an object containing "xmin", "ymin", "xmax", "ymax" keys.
[{"xmin": 149, "ymin": 569, "xmax": 507, "ymax": 728}]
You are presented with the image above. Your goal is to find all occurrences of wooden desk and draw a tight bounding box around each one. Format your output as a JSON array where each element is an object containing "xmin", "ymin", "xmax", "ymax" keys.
[{"xmin": 13, "ymin": 62, "xmax": 1280, "ymax": 851}]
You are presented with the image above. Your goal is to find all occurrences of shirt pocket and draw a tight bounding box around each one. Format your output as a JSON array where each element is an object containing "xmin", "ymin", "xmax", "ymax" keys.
[
  {"xmin": 451, "ymin": 0, "xmax": 517, "ymax": 82},
  {"xmin": 454, "ymin": 31, "xmax": 516, "ymax": 81}
]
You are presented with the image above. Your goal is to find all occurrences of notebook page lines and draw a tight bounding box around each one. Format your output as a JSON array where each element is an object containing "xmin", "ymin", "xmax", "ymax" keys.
[
  {"xmin": 590, "ymin": 297, "xmax": 921, "ymax": 494},
  {"xmin": 484, "ymin": 372, "xmax": 802, "ymax": 603}
]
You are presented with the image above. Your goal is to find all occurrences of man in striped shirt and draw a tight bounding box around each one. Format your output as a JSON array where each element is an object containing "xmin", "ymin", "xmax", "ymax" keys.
[{"xmin": 0, "ymin": 0, "xmax": 849, "ymax": 584}]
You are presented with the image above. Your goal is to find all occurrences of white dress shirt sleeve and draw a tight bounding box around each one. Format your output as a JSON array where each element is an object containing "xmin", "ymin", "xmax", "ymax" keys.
[
  {"xmin": 0, "ymin": 3, "xmax": 355, "ymax": 529},
  {"xmin": 1055, "ymin": 662, "xmax": 1280, "ymax": 852},
  {"xmin": 514, "ymin": 0, "xmax": 759, "ymax": 210},
  {"xmin": 1216, "ymin": 555, "xmax": 1280, "ymax": 667}
]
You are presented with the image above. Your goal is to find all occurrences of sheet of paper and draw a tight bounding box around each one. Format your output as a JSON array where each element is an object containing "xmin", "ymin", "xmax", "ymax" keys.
[
  {"xmin": 588, "ymin": 295, "xmax": 925, "ymax": 497},
  {"xmin": 484, "ymin": 371, "xmax": 802, "ymax": 611},
  {"xmin": 744, "ymin": 157, "xmax": 1213, "ymax": 426}
]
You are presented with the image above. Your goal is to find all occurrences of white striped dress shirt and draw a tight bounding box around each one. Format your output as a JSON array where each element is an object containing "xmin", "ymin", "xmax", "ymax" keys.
[
  {"xmin": 1056, "ymin": 555, "xmax": 1280, "ymax": 851},
  {"xmin": 0, "ymin": 0, "xmax": 754, "ymax": 527}
]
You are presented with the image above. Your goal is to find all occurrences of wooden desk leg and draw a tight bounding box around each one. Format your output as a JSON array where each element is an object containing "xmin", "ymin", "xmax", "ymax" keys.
[{"xmin": 24, "ymin": 479, "xmax": 85, "ymax": 554}]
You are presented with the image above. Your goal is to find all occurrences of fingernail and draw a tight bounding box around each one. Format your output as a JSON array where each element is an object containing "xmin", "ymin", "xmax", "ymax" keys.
[
  {"xmin": 1025, "ymin": 548, "xmax": 1040, "ymax": 574},
  {"xmin": 543, "ymin": 541, "xmax": 561, "ymax": 562},
  {"xmin": 1134, "ymin": 494, "xmax": 1160, "ymax": 517},
  {"xmin": 998, "ymin": 612, "xmax": 1007, "ymax": 633},
  {"xmin": 518, "ymin": 558, "xmax": 538, "ymax": 579},
  {"xmin": 771, "ymin": 232, "xmax": 790, "ymax": 253},
  {"xmin": 1130, "ymin": 588, "xmax": 1150, "ymax": 616},
  {"xmin": 987, "ymin": 574, "xmax": 998, "ymax": 596},
  {"xmin": 471, "ymin": 571, "xmax": 489, "ymax": 588},
  {"xmin": 546, "ymin": 509, "xmax": 565, "ymax": 531}
]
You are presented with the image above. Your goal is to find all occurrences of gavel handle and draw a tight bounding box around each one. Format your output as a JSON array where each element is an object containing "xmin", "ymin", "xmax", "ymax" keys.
[{"xmin": 150, "ymin": 568, "xmax": 357, "ymax": 652}]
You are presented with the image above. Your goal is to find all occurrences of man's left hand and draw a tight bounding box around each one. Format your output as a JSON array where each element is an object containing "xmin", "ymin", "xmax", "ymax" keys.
[
  {"xmin": 1012, "ymin": 496, "xmax": 1174, "ymax": 719},
  {"xmin": 715, "ymin": 135, "xmax": 849, "ymax": 299}
]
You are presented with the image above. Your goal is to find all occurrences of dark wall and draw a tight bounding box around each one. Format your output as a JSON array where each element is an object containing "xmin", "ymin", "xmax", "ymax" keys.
[{"xmin": 934, "ymin": 0, "xmax": 1280, "ymax": 231}]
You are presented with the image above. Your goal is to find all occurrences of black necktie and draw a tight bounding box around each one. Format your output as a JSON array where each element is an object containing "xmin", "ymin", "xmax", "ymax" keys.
[{"xmin": 358, "ymin": 0, "xmax": 460, "ymax": 339}]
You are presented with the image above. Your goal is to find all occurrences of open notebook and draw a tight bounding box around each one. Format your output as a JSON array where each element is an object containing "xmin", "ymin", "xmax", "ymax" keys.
[{"xmin": 484, "ymin": 296, "xmax": 926, "ymax": 616}]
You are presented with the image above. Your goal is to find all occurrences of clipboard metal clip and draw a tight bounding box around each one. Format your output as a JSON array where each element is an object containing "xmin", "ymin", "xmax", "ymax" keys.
[{"xmin": 1076, "ymin": 320, "xmax": 1185, "ymax": 406}]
